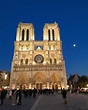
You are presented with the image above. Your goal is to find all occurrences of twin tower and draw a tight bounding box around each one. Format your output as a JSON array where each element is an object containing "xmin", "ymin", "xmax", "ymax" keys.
[{"xmin": 10, "ymin": 22, "xmax": 67, "ymax": 90}]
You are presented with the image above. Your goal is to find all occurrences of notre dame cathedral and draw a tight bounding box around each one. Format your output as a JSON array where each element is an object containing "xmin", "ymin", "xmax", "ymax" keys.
[{"xmin": 10, "ymin": 22, "xmax": 67, "ymax": 90}]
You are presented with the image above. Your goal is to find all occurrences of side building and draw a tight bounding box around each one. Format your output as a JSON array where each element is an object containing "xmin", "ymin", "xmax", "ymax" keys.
[
  {"xmin": 0, "ymin": 70, "xmax": 10, "ymax": 89},
  {"xmin": 10, "ymin": 22, "xmax": 67, "ymax": 90}
]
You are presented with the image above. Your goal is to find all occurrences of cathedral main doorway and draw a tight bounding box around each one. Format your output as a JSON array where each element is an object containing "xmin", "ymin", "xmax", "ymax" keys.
[
  {"xmin": 32, "ymin": 72, "xmax": 46, "ymax": 89},
  {"xmin": 36, "ymin": 82, "xmax": 42, "ymax": 90},
  {"xmin": 16, "ymin": 74, "xmax": 29, "ymax": 89}
]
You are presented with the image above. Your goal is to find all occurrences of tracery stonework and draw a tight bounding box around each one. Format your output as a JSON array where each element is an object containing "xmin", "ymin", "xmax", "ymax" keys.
[{"xmin": 10, "ymin": 22, "xmax": 67, "ymax": 90}]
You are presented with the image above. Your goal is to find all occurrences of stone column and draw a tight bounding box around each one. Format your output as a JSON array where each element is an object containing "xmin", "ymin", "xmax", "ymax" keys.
[
  {"xmin": 20, "ymin": 29, "xmax": 22, "ymax": 40},
  {"xmin": 43, "ymin": 27, "xmax": 48, "ymax": 40},
  {"xmin": 16, "ymin": 27, "xmax": 20, "ymax": 41},
  {"xmin": 24, "ymin": 29, "xmax": 26, "ymax": 41},
  {"xmin": 32, "ymin": 28, "xmax": 34, "ymax": 40},
  {"xmin": 56, "ymin": 28, "xmax": 60, "ymax": 41}
]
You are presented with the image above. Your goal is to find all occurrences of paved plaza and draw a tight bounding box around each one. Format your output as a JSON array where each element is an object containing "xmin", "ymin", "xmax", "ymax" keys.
[
  {"xmin": 31, "ymin": 93, "xmax": 88, "ymax": 110},
  {"xmin": 0, "ymin": 93, "xmax": 88, "ymax": 110},
  {"xmin": 0, "ymin": 94, "xmax": 39, "ymax": 110}
]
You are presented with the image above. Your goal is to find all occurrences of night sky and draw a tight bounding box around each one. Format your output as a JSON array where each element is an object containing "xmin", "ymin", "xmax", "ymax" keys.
[{"xmin": 0, "ymin": 0, "xmax": 88, "ymax": 77}]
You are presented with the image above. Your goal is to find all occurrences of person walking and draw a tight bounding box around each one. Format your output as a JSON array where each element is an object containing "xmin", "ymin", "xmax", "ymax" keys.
[{"xmin": 61, "ymin": 88, "xmax": 67, "ymax": 104}]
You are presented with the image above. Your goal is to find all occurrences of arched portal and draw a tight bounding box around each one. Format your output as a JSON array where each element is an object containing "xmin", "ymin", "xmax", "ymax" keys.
[
  {"xmin": 32, "ymin": 72, "xmax": 46, "ymax": 89},
  {"xmin": 50, "ymin": 73, "xmax": 61, "ymax": 90},
  {"xmin": 16, "ymin": 74, "xmax": 29, "ymax": 89}
]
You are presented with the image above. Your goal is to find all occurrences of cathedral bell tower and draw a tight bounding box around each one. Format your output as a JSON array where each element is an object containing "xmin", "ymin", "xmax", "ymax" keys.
[
  {"xmin": 16, "ymin": 22, "xmax": 35, "ymax": 41},
  {"xmin": 10, "ymin": 22, "xmax": 67, "ymax": 90},
  {"xmin": 43, "ymin": 22, "xmax": 60, "ymax": 41}
]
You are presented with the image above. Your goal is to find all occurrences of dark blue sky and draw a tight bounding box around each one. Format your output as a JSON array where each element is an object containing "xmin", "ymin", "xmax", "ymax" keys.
[{"xmin": 0, "ymin": 0, "xmax": 88, "ymax": 77}]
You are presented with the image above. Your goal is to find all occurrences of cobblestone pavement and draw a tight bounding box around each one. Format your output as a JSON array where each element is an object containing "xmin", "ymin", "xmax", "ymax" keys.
[
  {"xmin": 34, "ymin": 93, "xmax": 88, "ymax": 110},
  {"xmin": 0, "ymin": 94, "xmax": 39, "ymax": 110}
]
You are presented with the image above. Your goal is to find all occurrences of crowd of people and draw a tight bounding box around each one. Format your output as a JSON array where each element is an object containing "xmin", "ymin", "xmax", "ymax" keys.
[
  {"xmin": 0, "ymin": 87, "xmax": 68, "ymax": 106},
  {"xmin": 0, "ymin": 87, "xmax": 38, "ymax": 106}
]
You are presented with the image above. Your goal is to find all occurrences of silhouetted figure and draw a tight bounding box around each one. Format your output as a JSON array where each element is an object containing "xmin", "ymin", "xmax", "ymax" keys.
[
  {"xmin": 16, "ymin": 90, "xmax": 22, "ymax": 105},
  {"xmin": 33, "ymin": 88, "xmax": 36, "ymax": 98},
  {"xmin": 61, "ymin": 88, "xmax": 67, "ymax": 104},
  {"xmin": 29, "ymin": 89, "xmax": 32, "ymax": 98},
  {"xmin": 0, "ymin": 89, "xmax": 5, "ymax": 105},
  {"xmin": 9, "ymin": 90, "xmax": 12, "ymax": 99}
]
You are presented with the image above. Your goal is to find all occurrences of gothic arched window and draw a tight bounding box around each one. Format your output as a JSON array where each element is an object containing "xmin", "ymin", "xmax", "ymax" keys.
[
  {"xmin": 48, "ymin": 29, "xmax": 50, "ymax": 41},
  {"xmin": 26, "ymin": 29, "xmax": 29, "ymax": 41},
  {"xmin": 52, "ymin": 29, "xmax": 55, "ymax": 40},
  {"xmin": 25, "ymin": 59, "xmax": 28, "ymax": 64},
  {"xmin": 22, "ymin": 29, "xmax": 24, "ymax": 41},
  {"xmin": 20, "ymin": 59, "xmax": 23, "ymax": 64},
  {"xmin": 50, "ymin": 58, "xmax": 52, "ymax": 64},
  {"xmin": 54, "ymin": 59, "xmax": 56, "ymax": 64}
]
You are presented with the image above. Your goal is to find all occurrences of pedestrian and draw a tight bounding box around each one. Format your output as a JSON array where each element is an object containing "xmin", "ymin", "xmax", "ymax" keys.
[
  {"xmin": 9, "ymin": 90, "xmax": 12, "ymax": 99},
  {"xmin": 16, "ymin": 89, "xmax": 22, "ymax": 105},
  {"xmin": 12, "ymin": 89, "xmax": 17, "ymax": 105},
  {"xmin": 33, "ymin": 88, "xmax": 36, "ymax": 98},
  {"xmin": 61, "ymin": 88, "xmax": 67, "ymax": 104},
  {"xmin": 6, "ymin": 90, "xmax": 9, "ymax": 98},
  {"xmin": 29, "ymin": 89, "xmax": 32, "ymax": 98},
  {"xmin": 0, "ymin": 88, "xmax": 5, "ymax": 106}
]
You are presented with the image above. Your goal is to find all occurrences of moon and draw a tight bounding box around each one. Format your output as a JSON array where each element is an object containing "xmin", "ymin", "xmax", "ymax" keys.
[{"xmin": 73, "ymin": 44, "xmax": 76, "ymax": 47}]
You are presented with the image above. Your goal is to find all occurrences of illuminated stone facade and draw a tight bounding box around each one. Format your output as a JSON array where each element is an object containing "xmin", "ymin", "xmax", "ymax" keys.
[{"xmin": 10, "ymin": 22, "xmax": 67, "ymax": 90}]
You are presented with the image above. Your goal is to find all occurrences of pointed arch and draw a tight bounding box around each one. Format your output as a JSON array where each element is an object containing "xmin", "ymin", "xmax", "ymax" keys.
[
  {"xmin": 50, "ymin": 58, "xmax": 52, "ymax": 64},
  {"xmin": 32, "ymin": 72, "xmax": 46, "ymax": 83},
  {"xmin": 50, "ymin": 73, "xmax": 60, "ymax": 83},
  {"xmin": 20, "ymin": 59, "xmax": 23, "ymax": 65},
  {"xmin": 54, "ymin": 59, "xmax": 56, "ymax": 64},
  {"xmin": 25, "ymin": 59, "xmax": 28, "ymax": 64},
  {"xmin": 16, "ymin": 74, "xmax": 29, "ymax": 86}
]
